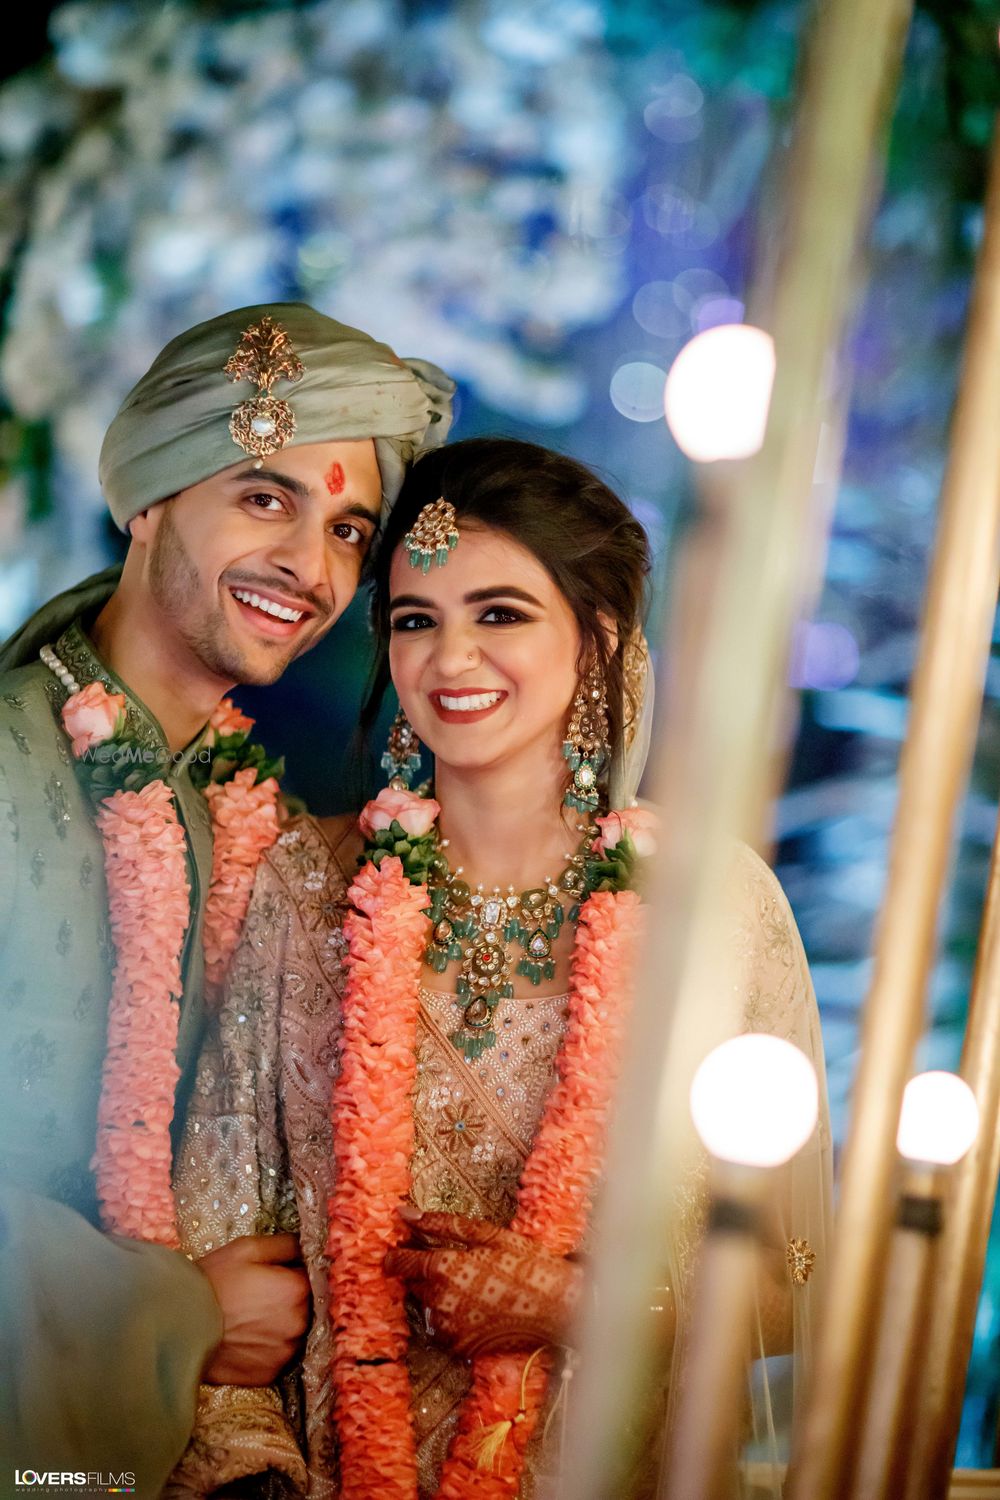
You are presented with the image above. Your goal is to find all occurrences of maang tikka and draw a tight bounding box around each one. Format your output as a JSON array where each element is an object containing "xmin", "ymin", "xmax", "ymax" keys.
[
  {"xmin": 404, "ymin": 497, "xmax": 460, "ymax": 573},
  {"xmin": 382, "ymin": 706, "xmax": 422, "ymax": 788},
  {"xmin": 563, "ymin": 661, "xmax": 609, "ymax": 814}
]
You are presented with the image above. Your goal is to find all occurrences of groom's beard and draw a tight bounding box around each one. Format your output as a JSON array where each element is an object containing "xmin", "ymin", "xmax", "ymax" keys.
[{"xmin": 148, "ymin": 505, "xmax": 318, "ymax": 686}]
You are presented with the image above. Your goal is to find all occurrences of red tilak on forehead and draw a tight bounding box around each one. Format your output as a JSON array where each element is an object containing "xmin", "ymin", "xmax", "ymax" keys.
[{"xmin": 325, "ymin": 461, "xmax": 346, "ymax": 496}]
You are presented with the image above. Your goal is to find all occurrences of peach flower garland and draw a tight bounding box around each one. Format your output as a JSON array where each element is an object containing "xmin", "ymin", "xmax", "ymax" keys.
[
  {"xmin": 202, "ymin": 767, "xmax": 281, "ymax": 1001},
  {"xmin": 328, "ymin": 788, "xmax": 643, "ymax": 1498},
  {"xmin": 93, "ymin": 778, "xmax": 190, "ymax": 1246},
  {"xmin": 62, "ymin": 685, "xmax": 281, "ymax": 1245}
]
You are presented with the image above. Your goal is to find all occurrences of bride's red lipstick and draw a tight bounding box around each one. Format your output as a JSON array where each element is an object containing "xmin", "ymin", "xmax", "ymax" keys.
[{"xmin": 429, "ymin": 689, "xmax": 508, "ymax": 725}]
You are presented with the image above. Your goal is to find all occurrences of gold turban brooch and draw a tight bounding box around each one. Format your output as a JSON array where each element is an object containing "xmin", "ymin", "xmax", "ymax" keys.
[{"xmin": 98, "ymin": 302, "xmax": 454, "ymax": 530}]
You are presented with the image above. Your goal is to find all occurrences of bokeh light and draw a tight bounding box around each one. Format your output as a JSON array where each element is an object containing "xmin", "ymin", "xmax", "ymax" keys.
[
  {"xmin": 790, "ymin": 620, "xmax": 861, "ymax": 691},
  {"xmin": 632, "ymin": 281, "xmax": 689, "ymax": 338},
  {"xmin": 690, "ymin": 1034, "xmax": 819, "ymax": 1168},
  {"xmin": 610, "ymin": 360, "xmax": 669, "ymax": 423},
  {"xmin": 664, "ymin": 323, "xmax": 776, "ymax": 462},
  {"xmin": 643, "ymin": 74, "xmax": 704, "ymax": 143},
  {"xmin": 897, "ymin": 1072, "xmax": 980, "ymax": 1167}
]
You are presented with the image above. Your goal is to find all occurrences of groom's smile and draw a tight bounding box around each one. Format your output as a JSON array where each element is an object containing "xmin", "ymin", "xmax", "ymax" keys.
[{"xmin": 134, "ymin": 437, "xmax": 383, "ymax": 689}]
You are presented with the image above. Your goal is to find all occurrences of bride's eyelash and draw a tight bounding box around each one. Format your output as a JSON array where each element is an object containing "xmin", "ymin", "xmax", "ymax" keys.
[
  {"xmin": 390, "ymin": 613, "xmax": 434, "ymax": 631},
  {"xmin": 479, "ymin": 606, "xmax": 526, "ymax": 624},
  {"xmin": 389, "ymin": 605, "xmax": 529, "ymax": 632}
]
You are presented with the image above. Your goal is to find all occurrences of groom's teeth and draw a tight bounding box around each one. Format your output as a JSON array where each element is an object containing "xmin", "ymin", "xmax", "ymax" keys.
[
  {"xmin": 439, "ymin": 692, "xmax": 501, "ymax": 711},
  {"xmin": 232, "ymin": 588, "xmax": 303, "ymax": 622}
]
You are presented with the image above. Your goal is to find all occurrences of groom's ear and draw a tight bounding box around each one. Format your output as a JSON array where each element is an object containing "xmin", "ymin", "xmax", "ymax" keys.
[{"xmin": 127, "ymin": 500, "xmax": 166, "ymax": 545}]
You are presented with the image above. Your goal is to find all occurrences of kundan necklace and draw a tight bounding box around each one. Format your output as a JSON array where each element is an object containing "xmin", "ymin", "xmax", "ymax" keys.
[{"xmin": 423, "ymin": 823, "xmax": 594, "ymax": 1060}]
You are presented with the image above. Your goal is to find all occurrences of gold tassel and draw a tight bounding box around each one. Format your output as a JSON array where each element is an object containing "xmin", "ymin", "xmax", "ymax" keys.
[
  {"xmin": 472, "ymin": 1347, "xmax": 546, "ymax": 1473},
  {"xmin": 472, "ymin": 1417, "xmax": 516, "ymax": 1473}
]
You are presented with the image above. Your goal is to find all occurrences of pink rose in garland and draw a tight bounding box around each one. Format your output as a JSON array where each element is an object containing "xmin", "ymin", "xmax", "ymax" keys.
[
  {"xmin": 62, "ymin": 680, "xmax": 126, "ymax": 757},
  {"xmin": 359, "ymin": 786, "xmax": 441, "ymax": 885},
  {"xmin": 359, "ymin": 786, "xmax": 437, "ymax": 888},
  {"xmin": 593, "ymin": 806, "xmax": 659, "ymax": 858},
  {"xmin": 205, "ymin": 696, "xmax": 255, "ymax": 744},
  {"xmin": 360, "ymin": 784, "xmax": 440, "ymax": 839}
]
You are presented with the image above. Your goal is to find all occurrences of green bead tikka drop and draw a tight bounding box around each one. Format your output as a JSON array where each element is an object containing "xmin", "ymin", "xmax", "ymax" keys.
[
  {"xmin": 403, "ymin": 497, "xmax": 460, "ymax": 573},
  {"xmin": 424, "ymin": 839, "xmax": 590, "ymax": 1062}
]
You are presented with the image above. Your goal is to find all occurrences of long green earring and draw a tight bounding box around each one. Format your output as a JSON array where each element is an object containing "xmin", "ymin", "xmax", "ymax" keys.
[
  {"xmin": 382, "ymin": 706, "xmax": 422, "ymax": 788},
  {"xmin": 563, "ymin": 662, "xmax": 609, "ymax": 814}
]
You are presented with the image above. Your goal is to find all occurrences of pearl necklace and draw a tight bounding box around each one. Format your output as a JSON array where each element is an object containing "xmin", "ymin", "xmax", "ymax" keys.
[{"xmin": 39, "ymin": 643, "xmax": 82, "ymax": 695}]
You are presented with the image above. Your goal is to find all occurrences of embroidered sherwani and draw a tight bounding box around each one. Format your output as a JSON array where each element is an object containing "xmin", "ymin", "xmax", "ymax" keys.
[
  {"xmin": 175, "ymin": 814, "xmax": 831, "ymax": 1499},
  {"xmin": 0, "ymin": 584, "xmax": 223, "ymax": 1497}
]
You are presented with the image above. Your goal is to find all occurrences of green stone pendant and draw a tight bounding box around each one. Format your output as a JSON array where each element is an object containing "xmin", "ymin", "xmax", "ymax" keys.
[{"xmin": 424, "ymin": 822, "xmax": 595, "ymax": 1060}]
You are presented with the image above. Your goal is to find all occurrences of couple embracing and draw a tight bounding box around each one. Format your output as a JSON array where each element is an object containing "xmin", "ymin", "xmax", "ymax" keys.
[{"xmin": 0, "ymin": 303, "xmax": 830, "ymax": 1499}]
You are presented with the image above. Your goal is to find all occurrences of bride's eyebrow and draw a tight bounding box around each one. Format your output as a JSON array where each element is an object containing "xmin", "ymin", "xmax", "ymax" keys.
[
  {"xmin": 389, "ymin": 586, "xmax": 544, "ymax": 610},
  {"xmin": 463, "ymin": 587, "xmax": 543, "ymax": 607},
  {"xmin": 390, "ymin": 593, "xmax": 435, "ymax": 610}
]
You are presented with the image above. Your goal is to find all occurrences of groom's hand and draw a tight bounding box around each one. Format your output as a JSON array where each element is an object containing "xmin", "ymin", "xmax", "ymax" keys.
[{"xmin": 197, "ymin": 1232, "xmax": 311, "ymax": 1384}]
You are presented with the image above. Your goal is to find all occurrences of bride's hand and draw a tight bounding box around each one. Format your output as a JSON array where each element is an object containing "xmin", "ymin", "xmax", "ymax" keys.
[{"xmin": 383, "ymin": 1208, "xmax": 582, "ymax": 1358}]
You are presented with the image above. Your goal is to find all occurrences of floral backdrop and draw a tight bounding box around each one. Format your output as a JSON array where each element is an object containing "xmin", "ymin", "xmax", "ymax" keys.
[{"xmin": 0, "ymin": 0, "xmax": 998, "ymax": 1461}]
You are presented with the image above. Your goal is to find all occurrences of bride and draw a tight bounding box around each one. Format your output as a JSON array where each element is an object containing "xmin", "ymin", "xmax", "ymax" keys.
[{"xmin": 171, "ymin": 437, "xmax": 830, "ymax": 1499}]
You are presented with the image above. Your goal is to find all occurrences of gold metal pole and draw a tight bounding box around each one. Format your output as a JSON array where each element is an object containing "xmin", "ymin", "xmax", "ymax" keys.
[
  {"xmin": 903, "ymin": 777, "xmax": 1000, "ymax": 1489},
  {"xmin": 657, "ymin": 1203, "xmax": 760, "ymax": 1500},
  {"xmin": 847, "ymin": 1171, "xmax": 942, "ymax": 1500},
  {"xmin": 789, "ymin": 114, "xmax": 1000, "ymax": 1500},
  {"xmin": 558, "ymin": 0, "xmax": 913, "ymax": 1493}
]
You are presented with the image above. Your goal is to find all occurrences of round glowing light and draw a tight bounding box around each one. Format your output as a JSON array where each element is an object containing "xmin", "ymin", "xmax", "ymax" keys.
[
  {"xmin": 633, "ymin": 281, "xmax": 688, "ymax": 339},
  {"xmin": 692, "ymin": 295, "xmax": 746, "ymax": 333},
  {"xmin": 789, "ymin": 620, "xmax": 860, "ymax": 691},
  {"xmin": 664, "ymin": 323, "xmax": 776, "ymax": 463},
  {"xmin": 897, "ymin": 1072, "xmax": 979, "ymax": 1166},
  {"xmin": 689, "ymin": 1035, "xmax": 819, "ymax": 1168},
  {"xmin": 610, "ymin": 361, "xmax": 668, "ymax": 423},
  {"xmin": 644, "ymin": 77, "xmax": 704, "ymax": 144},
  {"xmin": 671, "ymin": 267, "xmax": 728, "ymax": 314}
]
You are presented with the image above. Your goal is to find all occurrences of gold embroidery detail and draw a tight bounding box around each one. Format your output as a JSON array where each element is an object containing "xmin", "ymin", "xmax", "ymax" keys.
[
  {"xmin": 224, "ymin": 315, "xmax": 305, "ymax": 458},
  {"xmin": 786, "ymin": 1236, "xmax": 816, "ymax": 1285},
  {"xmin": 44, "ymin": 772, "xmax": 71, "ymax": 840},
  {"xmin": 622, "ymin": 629, "xmax": 649, "ymax": 751}
]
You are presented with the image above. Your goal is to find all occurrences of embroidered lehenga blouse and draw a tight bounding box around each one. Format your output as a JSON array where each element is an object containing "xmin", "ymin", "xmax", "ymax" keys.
[{"xmin": 169, "ymin": 814, "xmax": 831, "ymax": 1500}]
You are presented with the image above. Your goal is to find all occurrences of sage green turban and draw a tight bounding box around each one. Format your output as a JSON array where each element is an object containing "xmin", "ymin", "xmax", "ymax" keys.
[{"xmin": 98, "ymin": 302, "xmax": 455, "ymax": 531}]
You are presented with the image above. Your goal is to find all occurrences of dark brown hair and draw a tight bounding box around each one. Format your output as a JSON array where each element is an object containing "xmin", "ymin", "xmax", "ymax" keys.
[{"xmin": 360, "ymin": 437, "xmax": 651, "ymax": 781}]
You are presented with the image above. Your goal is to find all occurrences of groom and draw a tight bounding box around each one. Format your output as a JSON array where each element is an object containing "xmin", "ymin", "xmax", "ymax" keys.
[{"xmin": 0, "ymin": 304, "xmax": 452, "ymax": 1493}]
